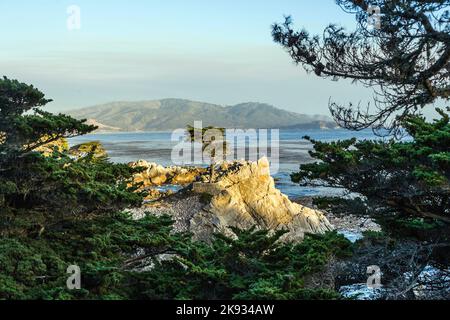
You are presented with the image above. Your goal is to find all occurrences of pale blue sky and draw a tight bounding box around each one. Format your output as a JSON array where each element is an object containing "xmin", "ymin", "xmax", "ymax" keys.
[{"xmin": 1, "ymin": 0, "xmax": 377, "ymax": 114}]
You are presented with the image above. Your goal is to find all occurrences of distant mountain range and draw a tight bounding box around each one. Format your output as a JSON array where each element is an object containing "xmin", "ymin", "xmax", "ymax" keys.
[{"xmin": 67, "ymin": 99, "xmax": 338, "ymax": 132}]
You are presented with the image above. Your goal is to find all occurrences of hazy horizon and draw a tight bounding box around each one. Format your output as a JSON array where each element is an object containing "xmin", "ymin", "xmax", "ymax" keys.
[
  {"xmin": 1, "ymin": 1, "xmax": 441, "ymax": 119},
  {"xmin": 1, "ymin": 0, "xmax": 376, "ymax": 117}
]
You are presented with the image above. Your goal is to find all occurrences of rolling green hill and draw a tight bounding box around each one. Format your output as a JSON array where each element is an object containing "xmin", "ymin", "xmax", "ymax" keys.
[{"xmin": 67, "ymin": 99, "xmax": 336, "ymax": 131}]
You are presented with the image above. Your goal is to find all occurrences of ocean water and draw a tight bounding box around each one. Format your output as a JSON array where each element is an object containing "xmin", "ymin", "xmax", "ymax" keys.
[{"xmin": 68, "ymin": 129, "xmax": 379, "ymax": 199}]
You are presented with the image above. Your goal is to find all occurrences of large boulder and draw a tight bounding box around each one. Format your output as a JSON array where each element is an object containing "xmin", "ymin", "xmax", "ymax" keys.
[
  {"xmin": 68, "ymin": 141, "xmax": 107, "ymax": 158},
  {"xmin": 132, "ymin": 157, "xmax": 333, "ymax": 243},
  {"xmin": 190, "ymin": 157, "xmax": 333, "ymax": 242},
  {"xmin": 128, "ymin": 160, "xmax": 207, "ymax": 187},
  {"xmin": 33, "ymin": 137, "xmax": 69, "ymax": 156}
]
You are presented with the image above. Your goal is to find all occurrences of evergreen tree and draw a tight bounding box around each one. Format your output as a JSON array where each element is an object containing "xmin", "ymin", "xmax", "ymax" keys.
[
  {"xmin": 186, "ymin": 125, "xmax": 227, "ymax": 182},
  {"xmin": 0, "ymin": 77, "xmax": 143, "ymax": 227},
  {"xmin": 292, "ymin": 109, "xmax": 449, "ymax": 224},
  {"xmin": 273, "ymin": 2, "xmax": 449, "ymax": 294},
  {"xmin": 272, "ymin": 0, "xmax": 449, "ymax": 134},
  {"xmin": 0, "ymin": 78, "xmax": 351, "ymax": 300},
  {"xmin": 0, "ymin": 77, "xmax": 94, "ymax": 161}
]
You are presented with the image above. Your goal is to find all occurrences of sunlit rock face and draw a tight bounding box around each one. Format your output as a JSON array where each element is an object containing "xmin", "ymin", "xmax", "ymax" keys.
[
  {"xmin": 128, "ymin": 160, "xmax": 206, "ymax": 187},
  {"xmin": 190, "ymin": 157, "xmax": 333, "ymax": 242},
  {"xmin": 130, "ymin": 157, "xmax": 333, "ymax": 242},
  {"xmin": 32, "ymin": 137, "xmax": 69, "ymax": 156},
  {"xmin": 68, "ymin": 141, "xmax": 107, "ymax": 159}
]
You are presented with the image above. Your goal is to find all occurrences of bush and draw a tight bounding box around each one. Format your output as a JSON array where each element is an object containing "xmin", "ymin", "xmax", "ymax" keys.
[{"xmin": 0, "ymin": 212, "xmax": 352, "ymax": 300}]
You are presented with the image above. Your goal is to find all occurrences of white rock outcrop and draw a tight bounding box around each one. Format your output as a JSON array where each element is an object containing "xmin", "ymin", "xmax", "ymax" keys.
[
  {"xmin": 128, "ymin": 160, "xmax": 206, "ymax": 187},
  {"xmin": 190, "ymin": 157, "xmax": 333, "ymax": 242}
]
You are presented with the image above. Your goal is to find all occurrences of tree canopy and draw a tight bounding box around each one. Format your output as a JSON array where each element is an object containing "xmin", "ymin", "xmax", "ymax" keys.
[
  {"xmin": 0, "ymin": 78, "xmax": 351, "ymax": 300},
  {"xmin": 0, "ymin": 77, "xmax": 95, "ymax": 161},
  {"xmin": 272, "ymin": 0, "xmax": 450, "ymax": 134},
  {"xmin": 293, "ymin": 108, "xmax": 450, "ymax": 223}
]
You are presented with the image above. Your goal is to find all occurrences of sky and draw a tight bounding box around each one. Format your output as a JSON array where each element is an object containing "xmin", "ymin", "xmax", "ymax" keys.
[{"xmin": 1, "ymin": 0, "xmax": 381, "ymax": 115}]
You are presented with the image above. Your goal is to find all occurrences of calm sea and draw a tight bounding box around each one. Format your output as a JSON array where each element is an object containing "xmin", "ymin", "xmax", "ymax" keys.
[{"xmin": 68, "ymin": 129, "xmax": 379, "ymax": 199}]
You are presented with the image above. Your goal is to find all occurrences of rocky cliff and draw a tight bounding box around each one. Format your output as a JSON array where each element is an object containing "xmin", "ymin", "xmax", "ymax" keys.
[
  {"xmin": 128, "ymin": 160, "xmax": 206, "ymax": 185},
  {"xmin": 130, "ymin": 157, "xmax": 333, "ymax": 242},
  {"xmin": 190, "ymin": 157, "xmax": 333, "ymax": 241}
]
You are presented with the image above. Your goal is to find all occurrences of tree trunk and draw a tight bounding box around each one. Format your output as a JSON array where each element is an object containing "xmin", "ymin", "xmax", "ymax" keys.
[{"xmin": 210, "ymin": 158, "xmax": 215, "ymax": 183}]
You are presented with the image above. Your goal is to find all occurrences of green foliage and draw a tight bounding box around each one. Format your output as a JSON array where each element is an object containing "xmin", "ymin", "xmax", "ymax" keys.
[
  {"xmin": 0, "ymin": 213, "xmax": 180, "ymax": 299},
  {"xmin": 0, "ymin": 151, "xmax": 143, "ymax": 222},
  {"xmin": 313, "ymin": 197, "xmax": 369, "ymax": 216},
  {"xmin": 398, "ymin": 218, "xmax": 445, "ymax": 231},
  {"xmin": 186, "ymin": 125, "xmax": 228, "ymax": 182},
  {"xmin": 0, "ymin": 212, "xmax": 351, "ymax": 300},
  {"xmin": 69, "ymin": 141, "xmax": 107, "ymax": 159},
  {"xmin": 132, "ymin": 229, "xmax": 352, "ymax": 300},
  {"xmin": 33, "ymin": 137, "xmax": 69, "ymax": 155},
  {"xmin": 293, "ymin": 109, "xmax": 450, "ymax": 224},
  {"xmin": 360, "ymin": 231, "xmax": 386, "ymax": 241},
  {"xmin": 186, "ymin": 125, "xmax": 227, "ymax": 157},
  {"xmin": 272, "ymin": 2, "xmax": 450, "ymax": 133},
  {"xmin": 0, "ymin": 77, "xmax": 143, "ymax": 224},
  {"xmin": 0, "ymin": 77, "xmax": 95, "ymax": 160},
  {"xmin": 0, "ymin": 78, "xmax": 352, "ymax": 300}
]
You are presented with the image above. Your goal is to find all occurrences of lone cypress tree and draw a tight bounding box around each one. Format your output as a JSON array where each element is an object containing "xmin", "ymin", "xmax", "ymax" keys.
[{"xmin": 186, "ymin": 125, "xmax": 227, "ymax": 182}]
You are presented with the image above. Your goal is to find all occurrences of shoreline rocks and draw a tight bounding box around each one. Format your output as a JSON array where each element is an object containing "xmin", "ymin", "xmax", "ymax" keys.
[
  {"xmin": 129, "ymin": 160, "xmax": 207, "ymax": 187},
  {"xmin": 130, "ymin": 157, "xmax": 333, "ymax": 243},
  {"xmin": 293, "ymin": 197, "xmax": 382, "ymax": 243},
  {"xmin": 190, "ymin": 157, "xmax": 333, "ymax": 242}
]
